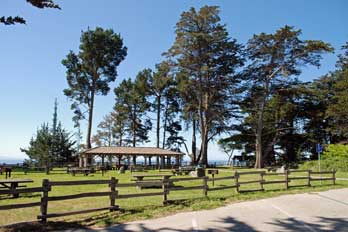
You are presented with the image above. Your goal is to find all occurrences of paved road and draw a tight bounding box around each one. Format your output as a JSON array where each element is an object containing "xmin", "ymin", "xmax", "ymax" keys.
[{"xmin": 63, "ymin": 188, "xmax": 348, "ymax": 232}]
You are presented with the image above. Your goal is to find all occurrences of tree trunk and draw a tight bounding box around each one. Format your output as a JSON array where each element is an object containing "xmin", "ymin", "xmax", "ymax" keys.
[
  {"xmin": 255, "ymin": 129, "xmax": 263, "ymax": 168},
  {"xmin": 132, "ymin": 108, "xmax": 136, "ymax": 147},
  {"xmin": 162, "ymin": 104, "xmax": 168, "ymax": 149},
  {"xmin": 156, "ymin": 96, "xmax": 161, "ymax": 148},
  {"xmin": 45, "ymin": 159, "xmax": 50, "ymax": 175},
  {"xmin": 199, "ymin": 92, "xmax": 209, "ymax": 167},
  {"xmin": 227, "ymin": 149, "xmax": 234, "ymax": 166},
  {"xmin": 192, "ymin": 118, "xmax": 197, "ymax": 165},
  {"xmin": 119, "ymin": 134, "xmax": 123, "ymax": 146},
  {"xmin": 86, "ymin": 89, "xmax": 95, "ymax": 149},
  {"xmin": 255, "ymin": 83, "xmax": 268, "ymax": 168},
  {"xmin": 255, "ymin": 106, "xmax": 264, "ymax": 168},
  {"xmin": 200, "ymin": 126, "xmax": 208, "ymax": 166}
]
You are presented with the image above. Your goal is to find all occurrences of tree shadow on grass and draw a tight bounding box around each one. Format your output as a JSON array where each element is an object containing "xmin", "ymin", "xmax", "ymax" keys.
[{"xmin": 1, "ymin": 221, "xmax": 90, "ymax": 232}]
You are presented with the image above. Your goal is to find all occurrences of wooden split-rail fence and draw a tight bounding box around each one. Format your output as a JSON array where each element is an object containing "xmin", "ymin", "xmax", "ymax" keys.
[{"xmin": 0, "ymin": 169, "xmax": 336, "ymax": 223}]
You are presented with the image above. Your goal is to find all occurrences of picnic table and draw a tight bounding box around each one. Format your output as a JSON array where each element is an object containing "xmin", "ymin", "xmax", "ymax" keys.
[
  {"xmin": 69, "ymin": 168, "xmax": 93, "ymax": 176},
  {"xmin": 132, "ymin": 174, "xmax": 173, "ymax": 189},
  {"xmin": 132, "ymin": 174, "xmax": 173, "ymax": 181},
  {"xmin": 0, "ymin": 178, "xmax": 33, "ymax": 198},
  {"xmin": 172, "ymin": 166, "xmax": 196, "ymax": 175}
]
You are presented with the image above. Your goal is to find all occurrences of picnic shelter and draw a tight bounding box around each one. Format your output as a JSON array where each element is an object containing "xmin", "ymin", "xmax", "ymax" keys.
[{"xmin": 79, "ymin": 146, "xmax": 184, "ymax": 168}]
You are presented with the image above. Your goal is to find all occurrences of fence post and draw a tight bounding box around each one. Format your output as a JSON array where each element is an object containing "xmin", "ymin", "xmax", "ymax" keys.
[
  {"xmin": 212, "ymin": 173, "xmax": 215, "ymax": 187},
  {"xmin": 40, "ymin": 179, "xmax": 49, "ymax": 223},
  {"xmin": 260, "ymin": 172, "xmax": 264, "ymax": 191},
  {"xmin": 110, "ymin": 177, "xmax": 118, "ymax": 212},
  {"xmin": 162, "ymin": 178, "xmax": 168, "ymax": 205},
  {"xmin": 285, "ymin": 170, "xmax": 289, "ymax": 189},
  {"xmin": 234, "ymin": 171, "xmax": 239, "ymax": 193},
  {"xmin": 203, "ymin": 176, "xmax": 208, "ymax": 196},
  {"xmin": 333, "ymin": 169, "xmax": 336, "ymax": 185},
  {"xmin": 307, "ymin": 170, "xmax": 311, "ymax": 187}
]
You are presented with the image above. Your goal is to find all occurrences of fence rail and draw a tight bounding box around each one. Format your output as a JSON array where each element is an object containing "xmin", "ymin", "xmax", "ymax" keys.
[
  {"xmin": 0, "ymin": 187, "xmax": 44, "ymax": 195},
  {"xmin": 0, "ymin": 169, "xmax": 336, "ymax": 223},
  {"xmin": 0, "ymin": 202, "xmax": 41, "ymax": 210}
]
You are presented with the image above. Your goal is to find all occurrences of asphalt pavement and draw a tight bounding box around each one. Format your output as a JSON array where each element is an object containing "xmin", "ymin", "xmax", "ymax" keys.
[{"xmin": 61, "ymin": 188, "xmax": 348, "ymax": 232}]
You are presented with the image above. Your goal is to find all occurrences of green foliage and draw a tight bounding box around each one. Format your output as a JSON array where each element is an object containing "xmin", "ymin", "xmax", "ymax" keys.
[
  {"xmin": 51, "ymin": 122, "xmax": 76, "ymax": 163},
  {"xmin": 166, "ymin": 5, "xmax": 244, "ymax": 165},
  {"xmin": 21, "ymin": 101, "xmax": 76, "ymax": 173},
  {"xmin": 239, "ymin": 25, "xmax": 333, "ymax": 168},
  {"xmin": 114, "ymin": 74, "xmax": 152, "ymax": 147},
  {"xmin": 336, "ymin": 42, "xmax": 348, "ymax": 70},
  {"xmin": 325, "ymin": 45, "xmax": 348, "ymax": 139},
  {"xmin": 20, "ymin": 122, "xmax": 75, "ymax": 171},
  {"xmin": 300, "ymin": 144, "xmax": 348, "ymax": 172},
  {"xmin": 21, "ymin": 123, "xmax": 52, "ymax": 171},
  {"xmin": 142, "ymin": 61, "xmax": 184, "ymax": 150},
  {"xmin": 323, "ymin": 144, "xmax": 348, "ymax": 159},
  {"xmin": 217, "ymin": 137, "xmax": 243, "ymax": 165},
  {"xmin": 92, "ymin": 109, "xmax": 128, "ymax": 147},
  {"xmin": 62, "ymin": 27, "xmax": 127, "ymax": 148},
  {"xmin": 1, "ymin": 0, "xmax": 60, "ymax": 25}
]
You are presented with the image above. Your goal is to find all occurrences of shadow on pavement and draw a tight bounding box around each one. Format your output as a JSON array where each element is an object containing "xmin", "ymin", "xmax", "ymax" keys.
[
  {"xmin": 107, "ymin": 216, "xmax": 257, "ymax": 232},
  {"xmin": 267, "ymin": 216, "xmax": 348, "ymax": 232},
  {"xmin": 2, "ymin": 214, "xmax": 347, "ymax": 231},
  {"xmin": 106, "ymin": 216, "xmax": 348, "ymax": 232}
]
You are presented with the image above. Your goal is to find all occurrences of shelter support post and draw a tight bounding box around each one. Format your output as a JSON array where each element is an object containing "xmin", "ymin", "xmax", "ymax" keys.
[
  {"xmin": 175, "ymin": 155, "xmax": 179, "ymax": 166},
  {"xmin": 79, "ymin": 157, "xmax": 83, "ymax": 167},
  {"xmin": 167, "ymin": 156, "xmax": 171, "ymax": 167},
  {"xmin": 101, "ymin": 155, "xmax": 105, "ymax": 167},
  {"xmin": 132, "ymin": 155, "xmax": 136, "ymax": 166},
  {"xmin": 87, "ymin": 155, "xmax": 93, "ymax": 167},
  {"xmin": 117, "ymin": 155, "xmax": 122, "ymax": 166},
  {"xmin": 83, "ymin": 155, "xmax": 88, "ymax": 167},
  {"xmin": 157, "ymin": 157, "xmax": 160, "ymax": 169},
  {"xmin": 149, "ymin": 156, "xmax": 152, "ymax": 166},
  {"xmin": 161, "ymin": 156, "xmax": 165, "ymax": 168}
]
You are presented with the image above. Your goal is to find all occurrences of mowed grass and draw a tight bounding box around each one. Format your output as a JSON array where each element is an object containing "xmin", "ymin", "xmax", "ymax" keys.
[{"xmin": 0, "ymin": 167, "xmax": 347, "ymax": 230}]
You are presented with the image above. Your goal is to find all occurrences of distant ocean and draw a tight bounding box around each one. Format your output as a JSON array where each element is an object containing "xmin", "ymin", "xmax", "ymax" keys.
[
  {"xmin": 0, "ymin": 158, "xmax": 228, "ymax": 166},
  {"xmin": 208, "ymin": 160, "xmax": 228, "ymax": 166},
  {"xmin": 0, "ymin": 159, "xmax": 24, "ymax": 165},
  {"xmin": 181, "ymin": 159, "xmax": 228, "ymax": 166}
]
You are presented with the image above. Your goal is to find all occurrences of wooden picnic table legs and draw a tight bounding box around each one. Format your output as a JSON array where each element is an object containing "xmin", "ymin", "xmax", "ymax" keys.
[
  {"xmin": 10, "ymin": 183, "xmax": 19, "ymax": 198},
  {"xmin": 0, "ymin": 183, "xmax": 17, "ymax": 197}
]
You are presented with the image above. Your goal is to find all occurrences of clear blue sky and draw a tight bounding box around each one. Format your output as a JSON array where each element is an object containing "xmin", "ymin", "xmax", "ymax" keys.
[{"xmin": 0, "ymin": 0, "xmax": 347, "ymax": 162}]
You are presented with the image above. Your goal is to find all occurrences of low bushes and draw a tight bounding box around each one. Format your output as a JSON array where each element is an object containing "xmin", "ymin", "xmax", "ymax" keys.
[{"xmin": 300, "ymin": 144, "xmax": 348, "ymax": 172}]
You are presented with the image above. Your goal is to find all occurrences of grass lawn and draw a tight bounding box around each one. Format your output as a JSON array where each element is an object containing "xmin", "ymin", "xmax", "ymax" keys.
[{"xmin": 0, "ymin": 167, "xmax": 347, "ymax": 231}]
